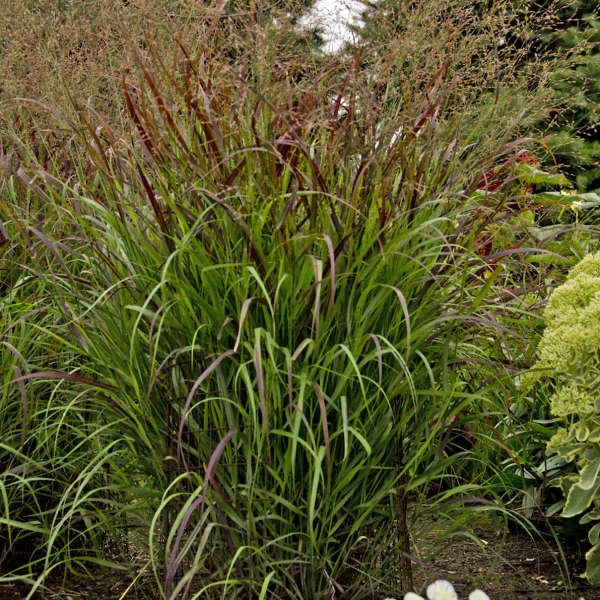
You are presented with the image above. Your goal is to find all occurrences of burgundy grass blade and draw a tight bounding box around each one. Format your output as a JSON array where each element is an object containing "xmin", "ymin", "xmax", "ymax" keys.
[
  {"xmin": 176, "ymin": 350, "xmax": 236, "ymax": 471},
  {"xmin": 165, "ymin": 428, "xmax": 236, "ymax": 599},
  {"xmin": 11, "ymin": 370, "xmax": 117, "ymax": 391}
]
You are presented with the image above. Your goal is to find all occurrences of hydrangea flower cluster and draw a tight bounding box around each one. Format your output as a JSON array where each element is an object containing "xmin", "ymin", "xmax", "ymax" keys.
[
  {"xmin": 523, "ymin": 251, "xmax": 600, "ymax": 582},
  {"xmin": 523, "ymin": 250, "xmax": 600, "ymax": 409},
  {"xmin": 384, "ymin": 579, "xmax": 490, "ymax": 600}
]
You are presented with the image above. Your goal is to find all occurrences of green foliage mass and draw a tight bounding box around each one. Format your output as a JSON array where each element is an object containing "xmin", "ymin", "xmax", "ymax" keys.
[
  {"xmin": 354, "ymin": 0, "xmax": 600, "ymax": 192},
  {"xmin": 526, "ymin": 251, "xmax": 600, "ymax": 583},
  {"xmin": 497, "ymin": 0, "xmax": 600, "ymax": 192},
  {"xmin": 545, "ymin": 10, "xmax": 600, "ymax": 193}
]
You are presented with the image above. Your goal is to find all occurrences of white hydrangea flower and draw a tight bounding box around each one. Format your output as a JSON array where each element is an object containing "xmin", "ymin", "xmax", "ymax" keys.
[
  {"xmin": 469, "ymin": 590, "xmax": 490, "ymax": 600},
  {"xmin": 403, "ymin": 593, "xmax": 425, "ymax": 600},
  {"xmin": 426, "ymin": 580, "xmax": 458, "ymax": 600}
]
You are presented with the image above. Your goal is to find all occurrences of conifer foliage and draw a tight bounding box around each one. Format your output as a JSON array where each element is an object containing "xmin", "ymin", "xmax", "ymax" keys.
[{"xmin": 542, "ymin": 0, "xmax": 600, "ymax": 193}]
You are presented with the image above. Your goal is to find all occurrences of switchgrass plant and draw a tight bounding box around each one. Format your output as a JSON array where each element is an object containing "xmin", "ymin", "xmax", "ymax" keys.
[{"xmin": 0, "ymin": 9, "xmax": 566, "ymax": 599}]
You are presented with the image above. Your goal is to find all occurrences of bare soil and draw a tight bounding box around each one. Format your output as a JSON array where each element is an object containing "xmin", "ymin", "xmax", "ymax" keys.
[{"xmin": 411, "ymin": 521, "xmax": 599, "ymax": 600}]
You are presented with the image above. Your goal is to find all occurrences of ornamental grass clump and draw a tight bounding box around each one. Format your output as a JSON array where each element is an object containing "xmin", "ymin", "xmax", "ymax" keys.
[
  {"xmin": 526, "ymin": 251, "xmax": 600, "ymax": 583},
  {"xmin": 0, "ymin": 7, "xmax": 561, "ymax": 598}
]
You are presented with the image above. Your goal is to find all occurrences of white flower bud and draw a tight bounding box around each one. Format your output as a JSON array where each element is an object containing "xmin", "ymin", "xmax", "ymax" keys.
[
  {"xmin": 469, "ymin": 590, "xmax": 491, "ymax": 600},
  {"xmin": 426, "ymin": 580, "xmax": 458, "ymax": 600}
]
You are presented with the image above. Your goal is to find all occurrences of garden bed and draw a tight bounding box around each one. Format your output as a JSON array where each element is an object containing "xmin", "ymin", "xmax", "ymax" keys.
[
  {"xmin": 411, "ymin": 520, "xmax": 595, "ymax": 599},
  {"xmin": 2, "ymin": 520, "xmax": 596, "ymax": 600}
]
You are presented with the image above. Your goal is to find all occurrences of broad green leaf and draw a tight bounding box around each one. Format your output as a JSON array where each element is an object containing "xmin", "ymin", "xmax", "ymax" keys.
[
  {"xmin": 588, "ymin": 522, "xmax": 600, "ymax": 546},
  {"xmin": 588, "ymin": 427, "xmax": 600, "ymax": 443},
  {"xmin": 525, "ymin": 253, "xmax": 569, "ymax": 265},
  {"xmin": 585, "ymin": 543, "xmax": 600, "ymax": 584},
  {"xmin": 533, "ymin": 190, "xmax": 600, "ymax": 208},
  {"xmin": 516, "ymin": 164, "xmax": 570, "ymax": 186},
  {"xmin": 545, "ymin": 500, "xmax": 565, "ymax": 517},
  {"xmin": 581, "ymin": 458, "xmax": 600, "ymax": 490},
  {"xmin": 576, "ymin": 422, "xmax": 591, "ymax": 442},
  {"xmin": 563, "ymin": 482, "xmax": 600, "ymax": 518},
  {"xmin": 581, "ymin": 509, "xmax": 600, "ymax": 524}
]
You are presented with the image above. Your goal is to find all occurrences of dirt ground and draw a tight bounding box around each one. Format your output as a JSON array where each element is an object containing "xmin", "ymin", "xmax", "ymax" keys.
[
  {"xmin": 2, "ymin": 522, "xmax": 599, "ymax": 599},
  {"xmin": 411, "ymin": 522, "xmax": 599, "ymax": 600}
]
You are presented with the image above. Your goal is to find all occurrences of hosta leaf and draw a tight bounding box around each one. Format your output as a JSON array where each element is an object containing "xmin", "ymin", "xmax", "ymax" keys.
[
  {"xmin": 526, "ymin": 224, "xmax": 569, "ymax": 242},
  {"xmin": 525, "ymin": 252, "xmax": 569, "ymax": 265},
  {"xmin": 536, "ymin": 454, "xmax": 567, "ymax": 474},
  {"xmin": 546, "ymin": 499, "xmax": 565, "ymax": 517},
  {"xmin": 533, "ymin": 191, "xmax": 600, "ymax": 207},
  {"xmin": 522, "ymin": 487, "xmax": 537, "ymax": 515}
]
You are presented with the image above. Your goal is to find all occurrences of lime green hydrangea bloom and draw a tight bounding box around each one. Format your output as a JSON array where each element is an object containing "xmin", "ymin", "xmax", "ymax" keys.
[
  {"xmin": 526, "ymin": 251, "xmax": 600, "ymax": 584},
  {"xmin": 526, "ymin": 252, "xmax": 600, "ymax": 410},
  {"xmin": 550, "ymin": 380, "xmax": 596, "ymax": 418},
  {"xmin": 547, "ymin": 426, "xmax": 570, "ymax": 453}
]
